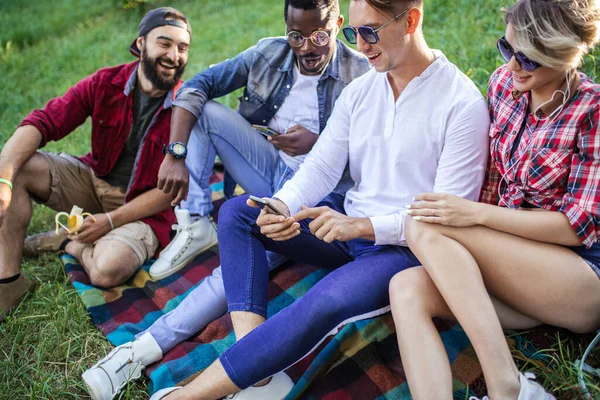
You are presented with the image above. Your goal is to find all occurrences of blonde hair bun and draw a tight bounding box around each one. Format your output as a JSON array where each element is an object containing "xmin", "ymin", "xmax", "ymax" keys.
[{"xmin": 506, "ymin": 0, "xmax": 600, "ymax": 70}]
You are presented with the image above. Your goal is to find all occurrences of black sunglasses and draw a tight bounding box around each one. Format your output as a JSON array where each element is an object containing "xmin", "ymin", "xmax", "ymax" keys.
[
  {"xmin": 342, "ymin": 9, "xmax": 408, "ymax": 45},
  {"xmin": 496, "ymin": 36, "xmax": 542, "ymax": 72}
]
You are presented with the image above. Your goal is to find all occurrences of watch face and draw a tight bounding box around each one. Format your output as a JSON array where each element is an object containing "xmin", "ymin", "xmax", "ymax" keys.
[{"xmin": 173, "ymin": 143, "xmax": 185, "ymax": 155}]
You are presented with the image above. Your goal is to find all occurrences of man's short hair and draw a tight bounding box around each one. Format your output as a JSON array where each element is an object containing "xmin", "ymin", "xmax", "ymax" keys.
[
  {"xmin": 284, "ymin": 0, "xmax": 340, "ymax": 22},
  {"xmin": 361, "ymin": 0, "xmax": 422, "ymax": 16}
]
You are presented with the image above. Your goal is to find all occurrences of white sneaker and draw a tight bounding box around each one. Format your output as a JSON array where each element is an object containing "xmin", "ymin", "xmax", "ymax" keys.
[
  {"xmin": 150, "ymin": 207, "xmax": 218, "ymax": 280},
  {"xmin": 149, "ymin": 386, "xmax": 183, "ymax": 400},
  {"xmin": 82, "ymin": 333, "xmax": 163, "ymax": 400},
  {"xmin": 225, "ymin": 372, "xmax": 294, "ymax": 400}
]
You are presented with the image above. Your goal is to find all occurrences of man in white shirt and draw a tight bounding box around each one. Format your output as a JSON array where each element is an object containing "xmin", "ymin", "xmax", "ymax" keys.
[{"xmin": 151, "ymin": 0, "xmax": 490, "ymax": 399}]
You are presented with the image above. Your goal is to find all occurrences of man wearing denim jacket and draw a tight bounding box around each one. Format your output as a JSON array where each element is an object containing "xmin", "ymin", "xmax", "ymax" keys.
[
  {"xmin": 81, "ymin": 1, "xmax": 368, "ymax": 398},
  {"xmin": 151, "ymin": 0, "xmax": 369, "ymax": 279}
]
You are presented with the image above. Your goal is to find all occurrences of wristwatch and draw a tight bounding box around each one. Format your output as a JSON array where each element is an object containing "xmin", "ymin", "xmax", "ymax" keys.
[{"xmin": 165, "ymin": 141, "xmax": 188, "ymax": 159}]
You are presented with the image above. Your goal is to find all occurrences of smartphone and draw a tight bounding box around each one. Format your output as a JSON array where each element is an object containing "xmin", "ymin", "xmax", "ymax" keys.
[
  {"xmin": 252, "ymin": 124, "xmax": 280, "ymax": 137},
  {"xmin": 248, "ymin": 195, "xmax": 287, "ymax": 216}
]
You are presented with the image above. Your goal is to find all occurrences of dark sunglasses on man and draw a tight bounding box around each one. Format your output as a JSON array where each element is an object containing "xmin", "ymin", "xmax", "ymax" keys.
[
  {"xmin": 496, "ymin": 36, "xmax": 542, "ymax": 72},
  {"xmin": 342, "ymin": 9, "xmax": 408, "ymax": 45},
  {"xmin": 287, "ymin": 30, "xmax": 331, "ymax": 47}
]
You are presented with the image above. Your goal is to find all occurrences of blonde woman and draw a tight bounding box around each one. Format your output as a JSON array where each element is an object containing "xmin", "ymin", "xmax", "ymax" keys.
[{"xmin": 389, "ymin": 0, "xmax": 600, "ymax": 399}]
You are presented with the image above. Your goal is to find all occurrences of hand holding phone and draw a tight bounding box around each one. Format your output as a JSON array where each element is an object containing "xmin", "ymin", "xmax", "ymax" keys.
[
  {"xmin": 248, "ymin": 195, "xmax": 287, "ymax": 216},
  {"xmin": 251, "ymin": 125, "xmax": 280, "ymax": 138}
]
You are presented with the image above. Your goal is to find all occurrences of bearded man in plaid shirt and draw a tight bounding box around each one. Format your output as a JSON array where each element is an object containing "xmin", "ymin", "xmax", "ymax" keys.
[{"xmin": 0, "ymin": 7, "xmax": 192, "ymax": 321}]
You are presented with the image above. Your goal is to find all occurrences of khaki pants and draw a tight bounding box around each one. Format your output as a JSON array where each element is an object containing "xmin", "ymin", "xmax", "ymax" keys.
[{"xmin": 36, "ymin": 152, "xmax": 158, "ymax": 265}]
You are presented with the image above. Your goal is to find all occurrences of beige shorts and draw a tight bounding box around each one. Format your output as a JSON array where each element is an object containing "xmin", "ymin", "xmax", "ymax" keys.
[{"xmin": 36, "ymin": 152, "xmax": 158, "ymax": 264}]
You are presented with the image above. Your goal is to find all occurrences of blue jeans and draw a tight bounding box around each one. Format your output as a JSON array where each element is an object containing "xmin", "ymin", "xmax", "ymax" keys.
[
  {"xmin": 181, "ymin": 100, "xmax": 294, "ymax": 216},
  {"xmin": 138, "ymin": 251, "xmax": 288, "ymax": 353},
  {"xmin": 218, "ymin": 194, "xmax": 420, "ymax": 389}
]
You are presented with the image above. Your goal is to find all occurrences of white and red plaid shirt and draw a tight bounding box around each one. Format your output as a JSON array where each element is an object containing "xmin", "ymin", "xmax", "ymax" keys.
[{"xmin": 481, "ymin": 65, "xmax": 600, "ymax": 247}]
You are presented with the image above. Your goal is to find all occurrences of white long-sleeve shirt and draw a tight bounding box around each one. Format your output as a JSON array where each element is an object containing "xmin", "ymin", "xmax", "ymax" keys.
[{"xmin": 274, "ymin": 52, "xmax": 490, "ymax": 246}]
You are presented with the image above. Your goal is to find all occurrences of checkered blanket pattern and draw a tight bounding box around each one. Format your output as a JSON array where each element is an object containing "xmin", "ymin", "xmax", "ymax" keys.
[
  {"xmin": 61, "ymin": 175, "xmax": 495, "ymax": 399},
  {"xmin": 63, "ymin": 252, "xmax": 490, "ymax": 399}
]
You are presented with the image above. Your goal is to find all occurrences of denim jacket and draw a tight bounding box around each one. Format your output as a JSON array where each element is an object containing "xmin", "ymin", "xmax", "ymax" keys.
[{"xmin": 173, "ymin": 37, "xmax": 370, "ymax": 134}]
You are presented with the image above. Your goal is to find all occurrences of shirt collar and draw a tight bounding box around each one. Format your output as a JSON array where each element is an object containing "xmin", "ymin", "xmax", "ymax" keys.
[
  {"xmin": 511, "ymin": 71, "xmax": 580, "ymax": 117},
  {"xmin": 421, "ymin": 49, "xmax": 445, "ymax": 79}
]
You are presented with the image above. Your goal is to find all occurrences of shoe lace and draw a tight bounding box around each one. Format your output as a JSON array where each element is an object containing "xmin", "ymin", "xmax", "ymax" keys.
[
  {"xmin": 468, "ymin": 396, "xmax": 489, "ymax": 400},
  {"xmin": 115, "ymin": 358, "xmax": 134, "ymax": 373},
  {"xmin": 112, "ymin": 346, "xmax": 143, "ymax": 375},
  {"xmin": 224, "ymin": 394, "xmax": 237, "ymax": 399},
  {"xmin": 159, "ymin": 224, "xmax": 191, "ymax": 259}
]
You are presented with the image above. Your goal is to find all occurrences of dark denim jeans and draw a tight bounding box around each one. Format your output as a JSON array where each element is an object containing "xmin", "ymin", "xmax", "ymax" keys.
[{"xmin": 218, "ymin": 194, "xmax": 420, "ymax": 389}]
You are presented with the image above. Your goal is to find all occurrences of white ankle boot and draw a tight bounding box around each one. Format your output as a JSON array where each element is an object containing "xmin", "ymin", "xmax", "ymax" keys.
[
  {"xmin": 150, "ymin": 207, "xmax": 218, "ymax": 280},
  {"xmin": 82, "ymin": 333, "xmax": 163, "ymax": 400}
]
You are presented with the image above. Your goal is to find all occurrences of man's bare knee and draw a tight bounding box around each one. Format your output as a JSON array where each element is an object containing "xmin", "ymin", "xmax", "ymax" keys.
[
  {"xmin": 88, "ymin": 266, "xmax": 120, "ymax": 288},
  {"xmin": 87, "ymin": 242, "xmax": 141, "ymax": 288},
  {"xmin": 87, "ymin": 259, "xmax": 133, "ymax": 288}
]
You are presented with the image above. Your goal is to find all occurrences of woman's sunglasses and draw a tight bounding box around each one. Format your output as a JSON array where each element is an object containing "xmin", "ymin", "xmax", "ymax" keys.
[
  {"xmin": 342, "ymin": 9, "xmax": 408, "ymax": 45},
  {"xmin": 496, "ymin": 36, "xmax": 542, "ymax": 72}
]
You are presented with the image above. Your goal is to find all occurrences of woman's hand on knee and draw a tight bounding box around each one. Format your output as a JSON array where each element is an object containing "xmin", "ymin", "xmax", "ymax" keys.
[{"xmin": 407, "ymin": 193, "xmax": 482, "ymax": 227}]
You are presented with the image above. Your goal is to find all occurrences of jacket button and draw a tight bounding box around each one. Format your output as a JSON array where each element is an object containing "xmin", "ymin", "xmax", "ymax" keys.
[
  {"xmin": 274, "ymin": 105, "xmax": 278, "ymax": 109},
  {"xmin": 244, "ymin": 97, "xmax": 249, "ymax": 101}
]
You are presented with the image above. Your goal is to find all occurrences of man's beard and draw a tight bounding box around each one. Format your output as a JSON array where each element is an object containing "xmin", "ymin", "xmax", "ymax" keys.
[{"xmin": 140, "ymin": 49, "xmax": 186, "ymax": 92}]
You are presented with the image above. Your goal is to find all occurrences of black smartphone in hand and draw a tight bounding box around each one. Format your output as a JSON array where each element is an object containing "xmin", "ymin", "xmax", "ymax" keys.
[
  {"xmin": 251, "ymin": 125, "xmax": 280, "ymax": 137},
  {"xmin": 248, "ymin": 195, "xmax": 287, "ymax": 216}
]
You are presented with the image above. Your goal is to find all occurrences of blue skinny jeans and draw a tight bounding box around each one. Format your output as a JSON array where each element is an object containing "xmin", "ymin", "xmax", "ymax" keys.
[{"xmin": 218, "ymin": 194, "xmax": 420, "ymax": 389}]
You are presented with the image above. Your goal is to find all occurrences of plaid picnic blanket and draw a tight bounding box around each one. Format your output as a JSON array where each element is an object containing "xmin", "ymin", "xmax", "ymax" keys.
[
  {"xmin": 64, "ymin": 253, "xmax": 488, "ymax": 399},
  {"xmin": 62, "ymin": 175, "xmax": 494, "ymax": 399}
]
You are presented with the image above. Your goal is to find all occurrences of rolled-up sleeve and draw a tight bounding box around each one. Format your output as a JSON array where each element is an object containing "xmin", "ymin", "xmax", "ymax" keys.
[
  {"xmin": 19, "ymin": 73, "xmax": 96, "ymax": 147},
  {"xmin": 173, "ymin": 45, "xmax": 256, "ymax": 118},
  {"xmin": 559, "ymin": 104, "xmax": 600, "ymax": 247}
]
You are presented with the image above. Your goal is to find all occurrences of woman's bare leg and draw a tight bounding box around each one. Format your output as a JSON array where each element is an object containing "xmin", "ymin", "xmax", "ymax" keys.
[
  {"xmin": 390, "ymin": 267, "xmax": 540, "ymax": 399},
  {"xmin": 398, "ymin": 218, "xmax": 600, "ymax": 399}
]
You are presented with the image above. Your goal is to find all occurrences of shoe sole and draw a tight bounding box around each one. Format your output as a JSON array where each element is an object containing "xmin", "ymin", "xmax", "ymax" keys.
[
  {"xmin": 150, "ymin": 239, "xmax": 218, "ymax": 280},
  {"xmin": 81, "ymin": 369, "xmax": 107, "ymax": 400}
]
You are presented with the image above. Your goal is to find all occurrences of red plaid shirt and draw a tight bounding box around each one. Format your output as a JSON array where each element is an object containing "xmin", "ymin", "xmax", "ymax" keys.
[
  {"xmin": 481, "ymin": 65, "xmax": 600, "ymax": 247},
  {"xmin": 19, "ymin": 62, "xmax": 177, "ymax": 253}
]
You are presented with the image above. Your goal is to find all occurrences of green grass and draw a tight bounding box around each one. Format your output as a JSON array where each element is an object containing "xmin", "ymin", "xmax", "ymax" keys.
[{"xmin": 0, "ymin": 0, "xmax": 599, "ymax": 399}]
